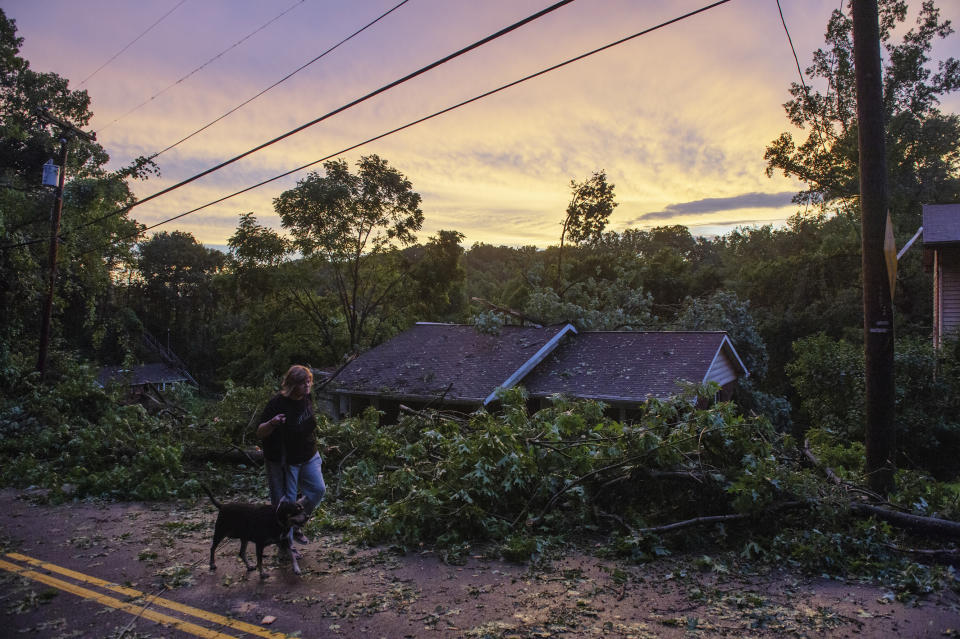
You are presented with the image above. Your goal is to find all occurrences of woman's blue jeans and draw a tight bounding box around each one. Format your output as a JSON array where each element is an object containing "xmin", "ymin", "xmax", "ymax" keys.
[{"xmin": 266, "ymin": 452, "xmax": 326, "ymax": 528}]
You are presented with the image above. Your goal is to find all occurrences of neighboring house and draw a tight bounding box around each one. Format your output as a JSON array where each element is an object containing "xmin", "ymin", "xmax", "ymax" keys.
[
  {"xmin": 923, "ymin": 204, "xmax": 960, "ymax": 347},
  {"xmin": 325, "ymin": 322, "xmax": 748, "ymax": 422},
  {"xmin": 96, "ymin": 363, "xmax": 194, "ymax": 394}
]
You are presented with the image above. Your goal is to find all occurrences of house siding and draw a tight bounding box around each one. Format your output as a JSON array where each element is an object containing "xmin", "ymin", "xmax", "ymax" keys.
[
  {"xmin": 705, "ymin": 353, "xmax": 738, "ymax": 387},
  {"xmin": 941, "ymin": 248, "xmax": 960, "ymax": 343},
  {"xmin": 934, "ymin": 249, "xmax": 941, "ymax": 346}
]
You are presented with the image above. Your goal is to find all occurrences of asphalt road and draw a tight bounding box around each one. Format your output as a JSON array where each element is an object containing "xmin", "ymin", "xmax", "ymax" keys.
[{"xmin": 3, "ymin": 488, "xmax": 960, "ymax": 639}]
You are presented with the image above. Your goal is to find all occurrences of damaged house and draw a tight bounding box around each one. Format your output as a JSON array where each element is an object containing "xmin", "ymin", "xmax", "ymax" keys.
[{"xmin": 325, "ymin": 322, "xmax": 749, "ymax": 423}]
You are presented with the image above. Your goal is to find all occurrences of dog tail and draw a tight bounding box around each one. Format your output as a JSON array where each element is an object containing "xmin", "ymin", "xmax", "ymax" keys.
[{"xmin": 200, "ymin": 483, "xmax": 222, "ymax": 510}]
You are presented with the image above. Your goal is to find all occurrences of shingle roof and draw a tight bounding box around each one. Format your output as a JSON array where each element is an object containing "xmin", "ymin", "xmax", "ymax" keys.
[
  {"xmin": 330, "ymin": 325, "xmax": 748, "ymax": 405},
  {"xmin": 522, "ymin": 331, "xmax": 745, "ymax": 402},
  {"xmin": 328, "ymin": 323, "xmax": 574, "ymax": 404},
  {"xmin": 923, "ymin": 204, "xmax": 960, "ymax": 245}
]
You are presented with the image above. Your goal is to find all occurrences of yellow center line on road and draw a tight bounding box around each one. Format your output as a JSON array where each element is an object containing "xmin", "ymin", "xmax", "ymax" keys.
[
  {"xmin": 2, "ymin": 553, "xmax": 294, "ymax": 639},
  {"xmin": 0, "ymin": 557, "xmax": 241, "ymax": 639}
]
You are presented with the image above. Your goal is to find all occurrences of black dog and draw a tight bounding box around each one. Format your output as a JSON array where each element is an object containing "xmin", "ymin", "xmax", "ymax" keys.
[{"xmin": 202, "ymin": 485, "xmax": 307, "ymax": 578}]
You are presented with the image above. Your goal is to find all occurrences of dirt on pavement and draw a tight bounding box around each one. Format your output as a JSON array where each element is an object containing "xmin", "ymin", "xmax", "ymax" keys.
[{"xmin": 1, "ymin": 487, "xmax": 959, "ymax": 639}]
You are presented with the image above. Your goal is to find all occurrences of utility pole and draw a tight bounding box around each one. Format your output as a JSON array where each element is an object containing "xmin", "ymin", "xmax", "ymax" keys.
[
  {"xmin": 35, "ymin": 108, "xmax": 94, "ymax": 380},
  {"xmin": 852, "ymin": 0, "xmax": 895, "ymax": 494}
]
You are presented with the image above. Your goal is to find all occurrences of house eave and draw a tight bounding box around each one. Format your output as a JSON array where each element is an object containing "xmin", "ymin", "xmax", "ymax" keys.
[
  {"xmin": 328, "ymin": 388, "xmax": 484, "ymax": 406},
  {"xmin": 529, "ymin": 392, "xmax": 660, "ymax": 404},
  {"xmin": 702, "ymin": 334, "xmax": 750, "ymax": 384}
]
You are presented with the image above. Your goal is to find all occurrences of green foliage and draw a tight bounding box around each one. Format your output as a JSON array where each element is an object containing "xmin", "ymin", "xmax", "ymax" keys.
[
  {"xmin": 0, "ymin": 10, "xmax": 152, "ymax": 368},
  {"xmin": 787, "ymin": 333, "xmax": 865, "ymax": 437},
  {"xmin": 471, "ymin": 310, "xmax": 505, "ymax": 335},
  {"xmin": 405, "ymin": 230, "xmax": 468, "ymax": 323},
  {"xmin": 888, "ymin": 469, "xmax": 960, "ymax": 520},
  {"xmin": 203, "ymin": 377, "xmax": 277, "ymax": 446},
  {"xmin": 125, "ymin": 231, "xmax": 227, "ymax": 383},
  {"xmin": 764, "ymin": 0, "xmax": 960, "ymax": 228},
  {"xmin": 674, "ymin": 291, "xmax": 791, "ymax": 430},
  {"xmin": 522, "ymin": 264, "xmax": 655, "ymax": 330},
  {"xmin": 788, "ymin": 334, "xmax": 960, "ymax": 478},
  {"xmin": 770, "ymin": 519, "xmax": 895, "ymax": 577},
  {"xmin": 319, "ymin": 389, "xmax": 788, "ymax": 552},
  {"xmin": 302, "ymin": 387, "xmax": 958, "ymax": 594},
  {"xmin": 0, "ymin": 357, "xmax": 186, "ymax": 500},
  {"xmin": 804, "ymin": 428, "xmax": 866, "ymax": 481},
  {"xmin": 221, "ymin": 158, "xmax": 467, "ymax": 367}
]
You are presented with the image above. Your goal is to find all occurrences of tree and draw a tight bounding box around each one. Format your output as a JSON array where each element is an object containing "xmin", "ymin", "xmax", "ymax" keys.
[
  {"xmin": 406, "ymin": 230, "xmax": 468, "ymax": 322},
  {"xmin": 764, "ymin": 0, "xmax": 960, "ymax": 230},
  {"xmin": 226, "ymin": 212, "xmax": 289, "ymax": 303},
  {"xmin": 716, "ymin": 216, "xmax": 864, "ymax": 397},
  {"xmin": 556, "ymin": 170, "xmax": 616, "ymax": 297},
  {"xmin": 0, "ymin": 9, "xmax": 153, "ymax": 372},
  {"xmin": 272, "ymin": 155, "xmax": 424, "ymax": 355},
  {"xmin": 228, "ymin": 212, "xmax": 289, "ymax": 270},
  {"xmin": 129, "ymin": 231, "xmax": 226, "ymax": 380},
  {"xmin": 764, "ymin": 1, "xmax": 960, "ymax": 493}
]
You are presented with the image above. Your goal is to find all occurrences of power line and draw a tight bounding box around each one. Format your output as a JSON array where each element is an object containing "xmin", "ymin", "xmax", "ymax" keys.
[
  {"xmin": 145, "ymin": 0, "xmax": 410, "ymax": 161},
  {"xmin": 776, "ymin": 0, "xmax": 805, "ymax": 89},
  {"xmin": 776, "ymin": 0, "xmax": 849, "ymax": 207},
  {"xmin": 74, "ymin": 0, "xmax": 734, "ymax": 256},
  {"xmin": 775, "ymin": 0, "xmax": 831, "ymax": 156},
  {"xmin": 2, "ymin": 0, "xmax": 573, "ymax": 252},
  {"xmin": 78, "ymin": 1, "xmax": 188, "ymax": 87},
  {"xmin": 96, "ymin": 0, "xmax": 308, "ymax": 134},
  {"xmin": 65, "ymin": 0, "xmax": 577, "ymax": 234}
]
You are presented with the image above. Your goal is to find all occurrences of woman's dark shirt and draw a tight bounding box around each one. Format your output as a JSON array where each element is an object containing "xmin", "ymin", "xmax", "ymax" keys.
[{"xmin": 258, "ymin": 393, "xmax": 317, "ymax": 464}]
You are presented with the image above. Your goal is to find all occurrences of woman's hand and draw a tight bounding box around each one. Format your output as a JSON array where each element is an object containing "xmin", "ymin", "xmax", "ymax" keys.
[{"xmin": 257, "ymin": 413, "xmax": 285, "ymax": 439}]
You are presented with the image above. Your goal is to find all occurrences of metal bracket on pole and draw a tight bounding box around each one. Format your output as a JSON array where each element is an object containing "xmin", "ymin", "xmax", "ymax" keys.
[
  {"xmin": 35, "ymin": 108, "xmax": 95, "ymax": 142},
  {"xmin": 896, "ymin": 226, "xmax": 923, "ymax": 261}
]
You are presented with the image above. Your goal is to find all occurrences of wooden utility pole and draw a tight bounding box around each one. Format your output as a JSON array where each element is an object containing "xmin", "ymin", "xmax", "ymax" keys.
[
  {"xmin": 852, "ymin": 0, "xmax": 896, "ymax": 494},
  {"xmin": 35, "ymin": 109, "xmax": 94, "ymax": 380}
]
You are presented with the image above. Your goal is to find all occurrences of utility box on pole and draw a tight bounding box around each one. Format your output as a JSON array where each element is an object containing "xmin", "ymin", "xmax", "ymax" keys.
[{"xmin": 41, "ymin": 159, "xmax": 60, "ymax": 187}]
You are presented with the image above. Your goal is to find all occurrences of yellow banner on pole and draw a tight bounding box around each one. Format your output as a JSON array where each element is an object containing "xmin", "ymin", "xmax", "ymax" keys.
[{"xmin": 884, "ymin": 211, "xmax": 897, "ymax": 299}]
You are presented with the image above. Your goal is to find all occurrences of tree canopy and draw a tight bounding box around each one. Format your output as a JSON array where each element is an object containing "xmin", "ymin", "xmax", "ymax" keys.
[{"xmin": 764, "ymin": 0, "xmax": 960, "ymax": 230}]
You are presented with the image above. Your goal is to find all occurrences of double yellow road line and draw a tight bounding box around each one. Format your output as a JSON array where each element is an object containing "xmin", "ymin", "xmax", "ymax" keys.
[{"xmin": 0, "ymin": 553, "xmax": 294, "ymax": 639}]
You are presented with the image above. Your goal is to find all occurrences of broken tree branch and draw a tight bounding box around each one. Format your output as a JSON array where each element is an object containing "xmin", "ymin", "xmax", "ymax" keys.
[
  {"xmin": 638, "ymin": 512, "xmax": 750, "ymax": 534},
  {"xmin": 852, "ymin": 503, "xmax": 960, "ymax": 537},
  {"xmin": 804, "ymin": 440, "xmax": 960, "ymax": 538},
  {"xmin": 802, "ymin": 439, "xmax": 885, "ymax": 502},
  {"xmin": 884, "ymin": 543, "xmax": 960, "ymax": 564},
  {"xmin": 599, "ymin": 501, "xmax": 806, "ymax": 536},
  {"xmin": 470, "ymin": 297, "xmax": 544, "ymax": 327}
]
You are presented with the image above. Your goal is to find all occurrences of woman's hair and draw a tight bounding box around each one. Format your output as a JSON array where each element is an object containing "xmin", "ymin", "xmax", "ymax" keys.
[{"xmin": 281, "ymin": 365, "xmax": 313, "ymax": 395}]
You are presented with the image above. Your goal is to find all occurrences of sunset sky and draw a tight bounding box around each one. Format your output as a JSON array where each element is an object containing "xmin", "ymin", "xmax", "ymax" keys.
[{"xmin": 6, "ymin": 0, "xmax": 960, "ymax": 250}]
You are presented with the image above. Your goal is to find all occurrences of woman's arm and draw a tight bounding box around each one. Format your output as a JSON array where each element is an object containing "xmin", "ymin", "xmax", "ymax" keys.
[{"xmin": 256, "ymin": 412, "xmax": 285, "ymax": 439}]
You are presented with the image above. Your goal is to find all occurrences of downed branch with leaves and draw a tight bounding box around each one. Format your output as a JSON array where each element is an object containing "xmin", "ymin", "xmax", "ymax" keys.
[
  {"xmin": 313, "ymin": 384, "xmax": 960, "ymax": 594},
  {"xmin": 803, "ymin": 440, "xmax": 960, "ymax": 563},
  {"xmin": 3, "ymin": 365, "xmax": 958, "ymax": 595}
]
